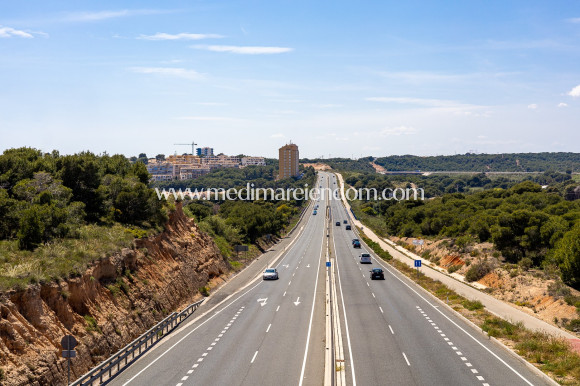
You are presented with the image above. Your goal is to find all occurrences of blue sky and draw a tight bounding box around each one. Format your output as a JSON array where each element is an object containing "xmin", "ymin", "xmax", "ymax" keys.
[{"xmin": 1, "ymin": 1, "xmax": 579, "ymax": 158}]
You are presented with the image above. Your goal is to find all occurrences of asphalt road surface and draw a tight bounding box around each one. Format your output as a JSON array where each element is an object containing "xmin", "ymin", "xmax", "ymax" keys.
[{"xmin": 107, "ymin": 172, "xmax": 553, "ymax": 386}]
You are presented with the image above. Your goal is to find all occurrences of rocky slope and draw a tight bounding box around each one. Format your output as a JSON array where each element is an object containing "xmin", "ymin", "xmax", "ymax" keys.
[{"xmin": 0, "ymin": 204, "xmax": 230, "ymax": 385}]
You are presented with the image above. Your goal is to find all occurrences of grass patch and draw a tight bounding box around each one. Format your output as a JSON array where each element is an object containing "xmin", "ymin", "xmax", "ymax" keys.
[
  {"xmin": 84, "ymin": 315, "xmax": 101, "ymax": 334},
  {"xmin": 462, "ymin": 299, "xmax": 484, "ymax": 311},
  {"xmin": 0, "ymin": 224, "xmax": 135, "ymax": 292}
]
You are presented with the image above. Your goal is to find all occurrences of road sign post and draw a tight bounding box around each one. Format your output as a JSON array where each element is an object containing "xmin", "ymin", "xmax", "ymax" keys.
[
  {"xmin": 61, "ymin": 335, "xmax": 78, "ymax": 385},
  {"xmin": 414, "ymin": 260, "xmax": 421, "ymax": 278}
]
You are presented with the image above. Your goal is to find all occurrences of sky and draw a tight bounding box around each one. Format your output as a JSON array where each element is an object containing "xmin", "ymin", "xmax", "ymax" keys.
[{"xmin": 1, "ymin": 0, "xmax": 579, "ymax": 159}]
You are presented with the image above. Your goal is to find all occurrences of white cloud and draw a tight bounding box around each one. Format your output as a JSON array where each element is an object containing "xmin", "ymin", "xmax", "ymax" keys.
[
  {"xmin": 367, "ymin": 97, "xmax": 464, "ymax": 108},
  {"xmin": 568, "ymin": 84, "xmax": 580, "ymax": 97},
  {"xmin": 0, "ymin": 26, "xmax": 34, "ymax": 38},
  {"xmin": 63, "ymin": 9, "xmax": 171, "ymax": 22},
  {"xmin": 567, "ymin": 18, "xmax": 580, "ymax": 23},
  {"xmin": 366, "ymin": 96, "xmax": 487, "ymax": 115},
  {"xmin": 378, "ymin": 126, "xmax": 417, "ymax": 136},
  {"xmin": 477, "ymin": 135, "xmax": 487, "ymax": 139},
  {"xmin": 270, "ymin": 133, "xmax": 286, "ymax": 138},
  {"xmin": 558, "ymin": 102, "xmax": 568, "ymax": 108},
  {"xmin": 138, "ymin": 32, "xmax": 223, "ymax": 41},
  {"xmin": 129, "ymin": 67, "xmax": 204, "ymax": 80},
  {"xmin": 527, "ymin": 104, "xmax": 538, "ymax": 109},
  {"xmin": 194, "ymin": 45, "xmax": 293, "ymax": 54}
]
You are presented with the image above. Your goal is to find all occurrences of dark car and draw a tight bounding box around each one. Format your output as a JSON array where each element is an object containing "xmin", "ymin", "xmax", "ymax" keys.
[
  {"xmin": 345, "ymin": 225, "xmax": 351, "ymax": 230},
  {"xmin": 343, "ymin": 220, "xmax": 347, "ymax": 224},
  {"xmin": 353, "ymin": 240, "xmax": 361, "ymax": 248},
  {"xmin": 336, "ymin": 221, "xmax": 340, "ymax": 226},
  {"xmin": 352, "ymin": 238, "xmax": 359, "ymax": 245},
  {"xmin": 370, "ymin": 268, "xmax": 385, "ymax": 280}
]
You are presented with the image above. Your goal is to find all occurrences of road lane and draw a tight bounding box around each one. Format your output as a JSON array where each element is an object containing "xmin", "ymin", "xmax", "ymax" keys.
[
  {"xmin": 327, "ymin": 171, "xmax": 553, "ymax": 386},
  {"xmin": 109, "ymin": 176, "xmax": 327, "ymax": 386}
]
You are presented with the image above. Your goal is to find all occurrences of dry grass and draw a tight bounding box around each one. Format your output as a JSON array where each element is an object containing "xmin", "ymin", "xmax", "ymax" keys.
[{"xmin": 0, "ymin": 224, "xmax": 135, "ymax": 291}]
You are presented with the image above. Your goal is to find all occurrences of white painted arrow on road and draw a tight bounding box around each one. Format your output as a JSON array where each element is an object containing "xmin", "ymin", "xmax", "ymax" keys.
[
  {"xmin": 282, "ymin": 264, "xmax": 289, "ymax": 269},
  {"xmin": 257, "ymin": 298, "xmax": 268, "ymax": 307},
  {"xmin": 306, "ymin": 264, "xmax": 310, "ymax": 268},
  {"xmin": 294, "ymin": 297, "xmax": 301, "ymax": 306}
]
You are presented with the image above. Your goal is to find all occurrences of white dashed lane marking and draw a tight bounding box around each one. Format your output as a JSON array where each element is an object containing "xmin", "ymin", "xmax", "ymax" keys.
[
  {"xmin": 174, "ymin": 307, "xmax": 245, "ymax": 386},
  {"xmin": 416, "ymin": 306, "xmax": 488, "ymax": 386}
]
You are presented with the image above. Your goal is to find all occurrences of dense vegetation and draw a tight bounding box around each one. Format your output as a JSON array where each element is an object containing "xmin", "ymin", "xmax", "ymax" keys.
[
  {"xmin": 0, "ymin": 148, "xmax": 166, "ymax": 251},
  {"xmin": 343, "ymin": 171, "xmax": 578, "ymax": 200},
  {"xmin": 182, "ymin": 166, "xmax": 316, "ymax": 257},
  {"xmin": 373, "ymin": 152, "xmax": 580, "ymax": 172},
  {"xmin": 302, "ymin": 157, "xmax": 376, "ymax": 173},
  {"xmin": 353, "ymin": 179, "xmax": 580, "ymax": 288}
]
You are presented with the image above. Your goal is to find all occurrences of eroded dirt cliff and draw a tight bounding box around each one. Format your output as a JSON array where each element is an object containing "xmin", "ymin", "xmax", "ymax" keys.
[{"xmin": 0, "ymin": 204, "xmax": 230, "ymax": 385}]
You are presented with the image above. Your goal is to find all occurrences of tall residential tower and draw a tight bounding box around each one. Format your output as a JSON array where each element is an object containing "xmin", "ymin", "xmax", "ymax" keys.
[{"xmin": 278, "ymin": 143, "xmax": 299, "ymax": 179}]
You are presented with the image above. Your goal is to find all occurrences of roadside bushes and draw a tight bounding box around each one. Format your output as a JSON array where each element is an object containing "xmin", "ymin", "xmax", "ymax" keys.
[
  {"xmin": 361, "ymin": 235, "xmax": 392, "ymax": 261},
  {"xmin": 465, "ymin": 260, "xmax": 493, "ymax": 282}
]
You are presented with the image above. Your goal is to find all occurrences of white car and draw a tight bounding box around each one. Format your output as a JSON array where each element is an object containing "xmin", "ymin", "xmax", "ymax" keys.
[
  {"xmin": 263, "ymin": 268, "xmax": 279, "ymax": 280},
  {"xmin": 360, "ymin": 253, "xmax": 371, "ymax": 264}
]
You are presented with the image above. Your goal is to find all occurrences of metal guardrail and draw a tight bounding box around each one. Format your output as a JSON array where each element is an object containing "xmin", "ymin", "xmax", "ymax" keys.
[{"xmin": 71, "ymin": 299, "xmax": 204, "ymax": 386}]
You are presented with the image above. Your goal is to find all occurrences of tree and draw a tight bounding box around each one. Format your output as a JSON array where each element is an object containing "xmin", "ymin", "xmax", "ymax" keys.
[
  {"xmin": 552, "ymin": 223, "xmax": 580, "ymax": 289},
  {"xmin": 18, "ymin": 206, "xmax": 44, "ymax": 250}
]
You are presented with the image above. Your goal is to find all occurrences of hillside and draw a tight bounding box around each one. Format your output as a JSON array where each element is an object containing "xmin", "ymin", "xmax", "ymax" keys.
[
  {"xmin": 373, "ymin": 152, "xmax": 580, "ymax": 172},
  {"xmin": 0, "ymin": 204, "xmax": 230, "ymax": 385}
]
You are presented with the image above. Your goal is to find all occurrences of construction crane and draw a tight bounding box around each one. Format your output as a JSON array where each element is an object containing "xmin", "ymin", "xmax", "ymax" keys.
[{"xmin": 174, "ymin": 141, "xmax": 197, "ymax": 155}]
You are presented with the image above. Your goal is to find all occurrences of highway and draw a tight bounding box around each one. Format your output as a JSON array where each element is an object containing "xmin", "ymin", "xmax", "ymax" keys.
[
  {"xmin": 109, "ymin": 174, "xmax": 329, "ymax": 386},
  {"xmin": 107, "ymin": 172, "xmax": 554, "ymax": 386}
]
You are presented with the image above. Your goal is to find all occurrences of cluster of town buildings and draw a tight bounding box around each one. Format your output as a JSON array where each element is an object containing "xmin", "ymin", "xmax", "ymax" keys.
[
  {"xmin": 146, "ymin": 143, "xmax": 299, "ymax": 182},
  {"xmin": 146, "ymin": 146, "xmax": 266, "ymax": 182}
]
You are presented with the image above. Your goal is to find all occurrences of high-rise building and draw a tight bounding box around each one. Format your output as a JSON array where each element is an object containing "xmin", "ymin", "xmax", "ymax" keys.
[
  {"xmin": 278, "ymin": 143, "xmax": 299, "ymax": 179},
  {"xmin": 196, "ymin": 147, "xmax": 214, "ymax": 157}
]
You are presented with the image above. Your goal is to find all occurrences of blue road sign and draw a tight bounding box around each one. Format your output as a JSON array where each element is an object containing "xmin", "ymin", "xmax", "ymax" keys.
[
  {"xmin": 326, "ymin": 261, "xmax": 331, "ymax": 267},
  {"xmin": 414, "ymin": 260, "xmax": 421, "ymax": 268}
]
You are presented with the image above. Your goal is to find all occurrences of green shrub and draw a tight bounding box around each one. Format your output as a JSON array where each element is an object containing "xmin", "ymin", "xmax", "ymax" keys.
[
  {"xmin": 462, "ymin": 299, "xmax": 484, "ymax": 311},
  {"xmin": 565, "ymin": 319, "xmax": 580, "ymax": 333},
  {"xmin": 518, "ymin": 257, "xmax": 533, "ymax": 271},
  {"xmin": 199, "ymin": 286, "xmax": 210, "ymax": 297},
  {"xmin": 447, "ymin": 265, "xmax": 461, "ymax": 274},
  {"xmin": 465, "ymin": 261, "xmax": 493, "ymax": 282}
]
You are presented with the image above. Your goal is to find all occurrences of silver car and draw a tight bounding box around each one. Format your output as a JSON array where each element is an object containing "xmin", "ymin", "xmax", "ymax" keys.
[{"xmin": 263, "ymin": 268, "xmax": 279, "ymax": 280}]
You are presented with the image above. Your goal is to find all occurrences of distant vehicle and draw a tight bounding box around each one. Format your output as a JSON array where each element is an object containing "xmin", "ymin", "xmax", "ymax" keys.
[
  {"xmin": 360, "ymin": 253, "xmax": 371, "ymax": 264},
  {"xmin": 370, "ymin": 268, "xmax": 385, "ymax": 280},
  {"xmin": 263, "ymin": 268, "xmax": 279, "ymax": 280},
  {"xmin": 353, "ymin": 239, "xmax": 361, "ymax": 248},
  {"xmin": 352, "ymin": 238, "xmax": 360, "ymax": 245},
  {"xmin": 343, "ymin": 220, "xmax": 347, "ymax": 224},
  {"xmin": 335, "ymin": 221, "xmax": 340, "ymax": 226},
  {"xmin": 313, "ymin": 210, "xmax": 317, "ymax": 215},
  {"xmin": 345, "ymin": 225, "xmax": 351, "ymax": 230}
]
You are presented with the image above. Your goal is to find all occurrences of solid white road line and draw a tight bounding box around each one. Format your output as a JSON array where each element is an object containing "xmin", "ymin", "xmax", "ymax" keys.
[{"xmin": 402, "ymin": 352, "xmax": 410, "ymax": 366}]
